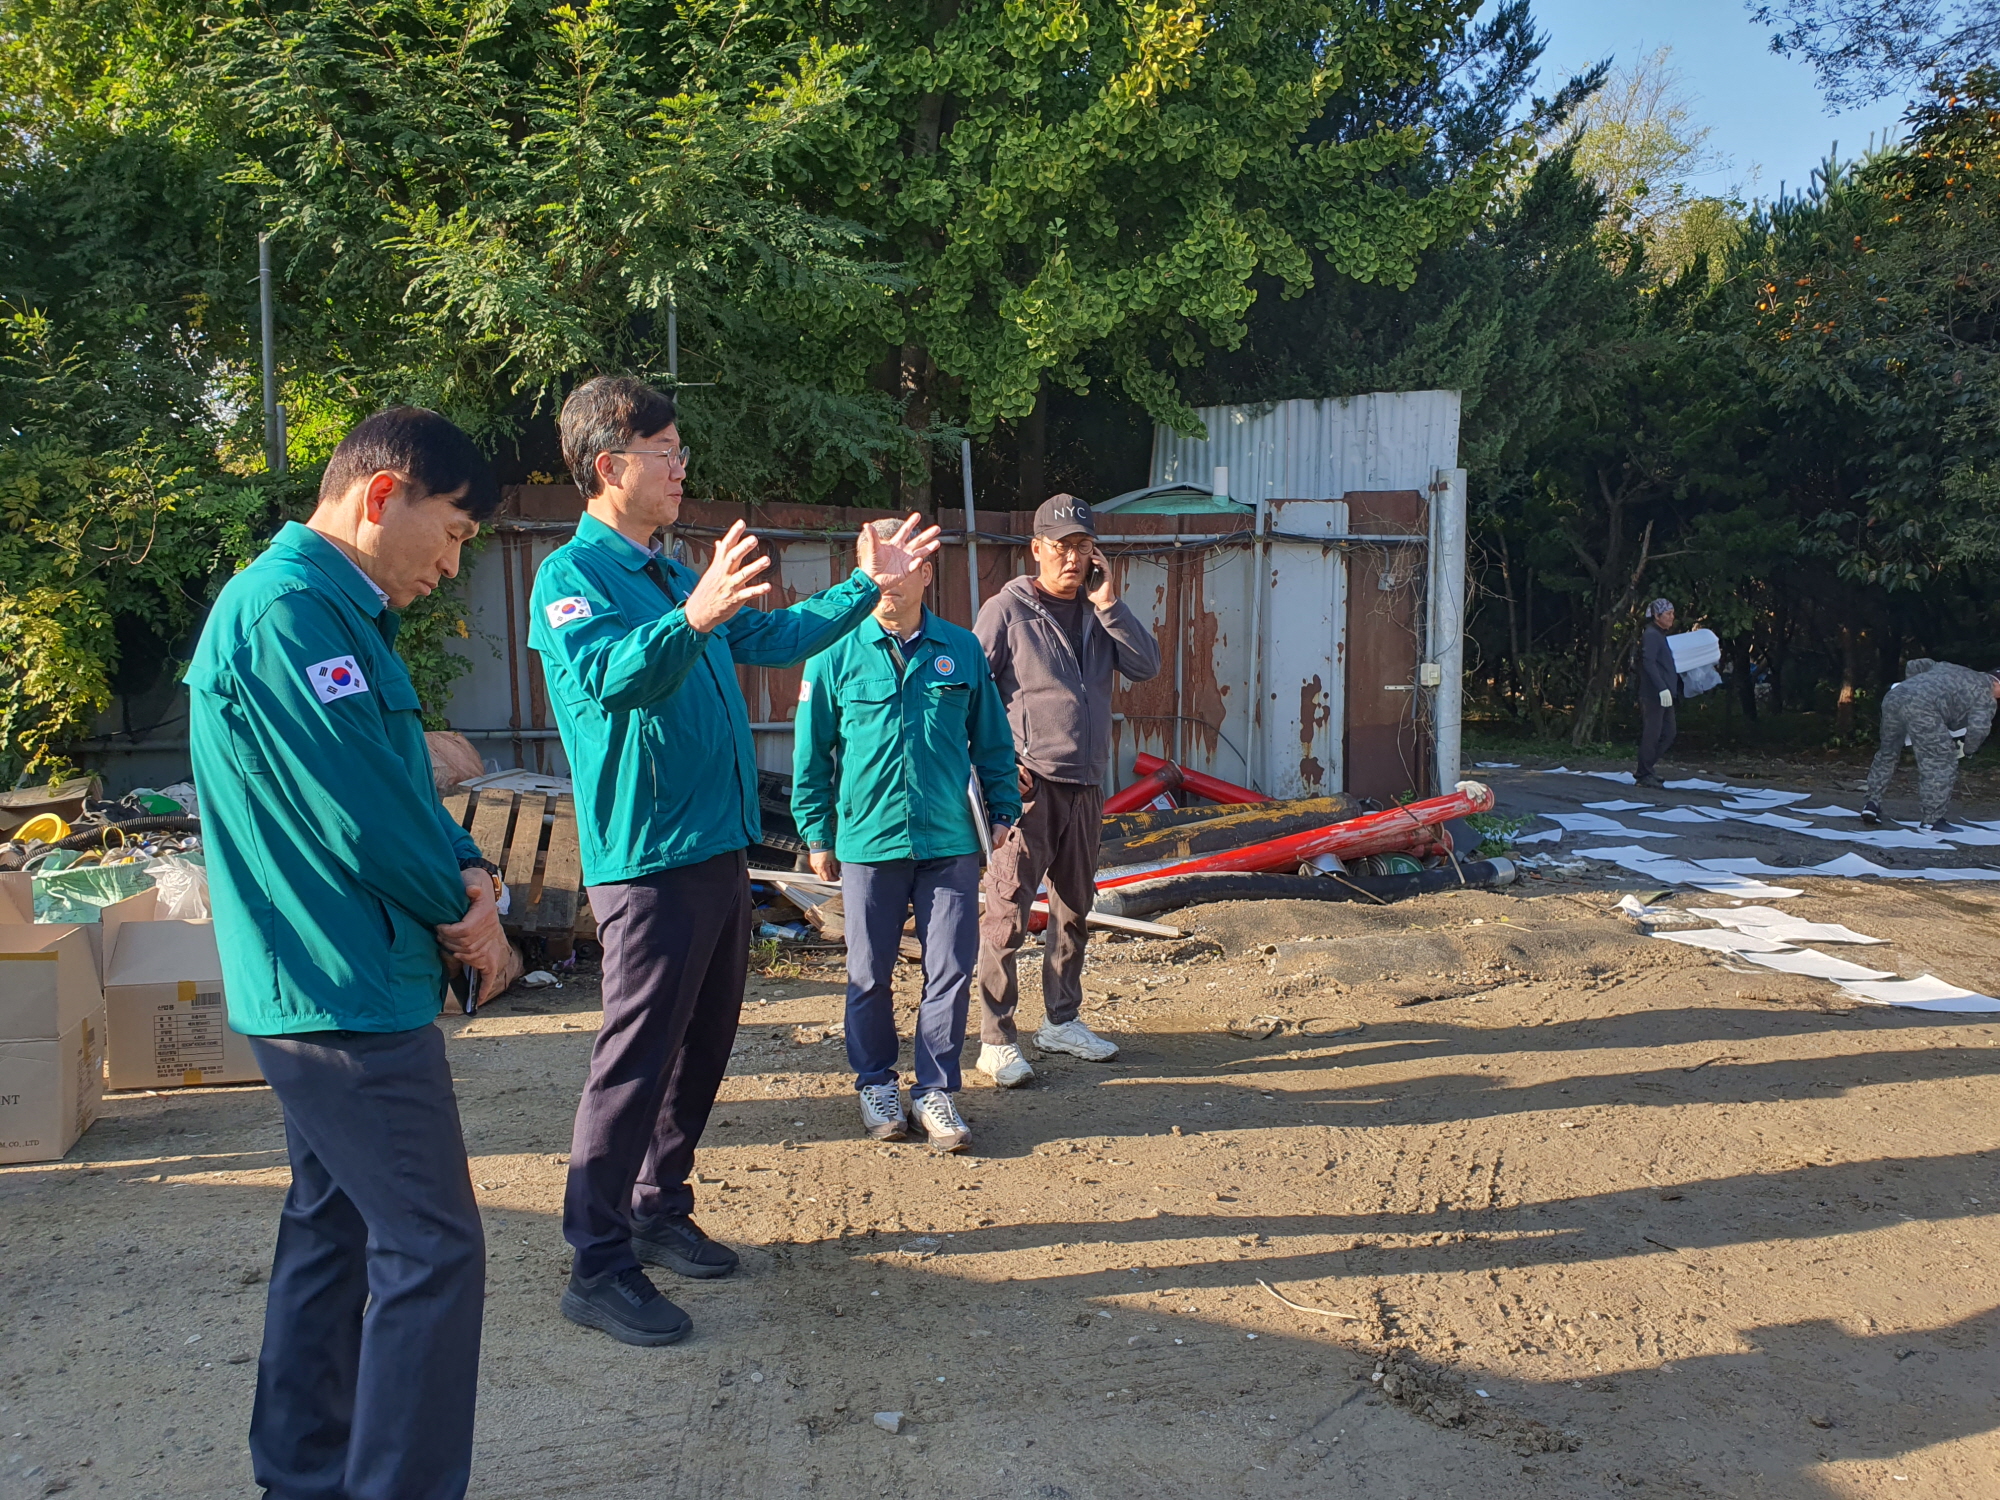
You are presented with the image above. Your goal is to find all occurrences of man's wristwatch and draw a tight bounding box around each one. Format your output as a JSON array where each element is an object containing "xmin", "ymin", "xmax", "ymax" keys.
[{"xmin": 459, "ymin": 856, "xmax": 503, "ymax": 899}]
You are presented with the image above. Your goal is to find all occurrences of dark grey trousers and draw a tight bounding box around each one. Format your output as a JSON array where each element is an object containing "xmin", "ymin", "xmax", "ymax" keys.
[
  {"xmin": 978, "ymin": 771, "xmax": 1103, "ymax": 1044},
  {"xmin": 1638, "ymin": 697, "xmax": 1677, "ymax": 779},
  {"xmin": 566, "ymin": 848, "xmax": 750, "ymax": 1279},
  {"xmin": 247, "ymin": 1025, "xmax": 485, "ymax": 1500},
  {"xmin": 843, "ymin": 854, "xmax": 980, "ymax": 1096}
]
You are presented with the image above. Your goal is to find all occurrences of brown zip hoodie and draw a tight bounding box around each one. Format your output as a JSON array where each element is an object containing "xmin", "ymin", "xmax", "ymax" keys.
[{"xmin": 974, "ymin": 576, "xmax": 1163, "ymax": 785}]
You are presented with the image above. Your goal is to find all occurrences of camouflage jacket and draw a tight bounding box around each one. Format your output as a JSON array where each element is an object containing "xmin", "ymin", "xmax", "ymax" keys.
[{"xmin": 1890, "ymin": 660, "xmax": 1998, "ymax": 755}]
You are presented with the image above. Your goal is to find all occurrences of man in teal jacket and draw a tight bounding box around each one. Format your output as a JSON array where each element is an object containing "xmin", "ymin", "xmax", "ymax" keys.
[
  {"xmin": 188, "ymin": 407, "xmax": 513, "ymax": 1500},
  {"xmin": 793, "ymin": 520, "xmax": 1020, "ymax": 1150},
  {"xmin": 531, "ymin": 376, "xmax": 939, "ymax": 1346}
]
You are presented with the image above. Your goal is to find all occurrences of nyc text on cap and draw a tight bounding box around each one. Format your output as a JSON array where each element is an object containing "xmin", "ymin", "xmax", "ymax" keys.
[{"xmin": 1034, "ymin": 494, "xmax": 1095, "ymax": 539}]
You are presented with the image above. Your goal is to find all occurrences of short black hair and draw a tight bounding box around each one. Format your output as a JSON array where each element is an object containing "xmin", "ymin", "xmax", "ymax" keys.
[
  {"xmin": 318, "ymin": 407, "xmax": 500, "ymax": 520},
  {"xmin": 560, "ymin": 376, "xmax": 677, "ymax": 498}
]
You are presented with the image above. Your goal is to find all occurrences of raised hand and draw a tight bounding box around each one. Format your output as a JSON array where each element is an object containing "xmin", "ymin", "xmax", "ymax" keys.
[
  {"xmin": 857, "ymin": 512, "xmax": 944, "ymax": 587},
  {"xmin": 684, "ymin": 520, "xmax": 772, "ymax": 632}
]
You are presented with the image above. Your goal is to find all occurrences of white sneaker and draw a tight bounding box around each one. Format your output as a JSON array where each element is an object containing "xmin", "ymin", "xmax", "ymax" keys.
[
  {"xmin": 1035, "ymin": 1019, "xmax": 1119, "ymax": 1061},
  {"xmin": 976, "ymin": 1042, "xmax": 1035, "ymax": 1088},
  {"xmin": 911, "ymin": 1091, "xmax": 972, "ymax": 1152},
  {"xmin": 857, "ymin": 1081, "xmax": 907, "ymax": 1141}
]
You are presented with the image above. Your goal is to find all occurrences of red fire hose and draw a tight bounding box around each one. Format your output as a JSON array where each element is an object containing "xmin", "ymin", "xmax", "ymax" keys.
[
  {"xmin": 1131, "ymin": 753, "xmax": 1267, "ymax": 807},
  {"xmin": 1093, "ymin": 781, "xmax": 1493, "ymax": 889}
]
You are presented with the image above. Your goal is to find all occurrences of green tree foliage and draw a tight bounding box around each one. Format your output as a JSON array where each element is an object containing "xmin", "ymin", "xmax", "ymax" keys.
[
  {"xmin": 783, "ymin": 0, "xmax": 1537, "ymax": 502},
  {"xmin": 206, "ymin": 0, "xmax": 926, "ymax": 503},
  {"xmin": 1751, "ymin": 0, "xmax": 1999, "ymax": 108},
  {"xmin": 1741, "ymin": 71, "xmax": 2000, "ymax": 584}
]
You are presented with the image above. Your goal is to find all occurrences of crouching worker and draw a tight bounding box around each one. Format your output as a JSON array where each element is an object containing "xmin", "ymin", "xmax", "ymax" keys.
[
  {"xmin": 188, "ymin": 408, "xmax": 514, "ymax": 1500},
  {"xmin": 793, "ymin": 519, "xmax": 1020, "ymax": 1151},
  {"xmin": 1863, "ymin": 658, "xmax": 2000, "ymax": 832}
]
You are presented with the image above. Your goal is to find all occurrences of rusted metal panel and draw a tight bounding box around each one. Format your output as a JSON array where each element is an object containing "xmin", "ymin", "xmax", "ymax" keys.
[
  {"xmin": 1261, "ymin": 501, "xmax": 1350, "ymax": 797},
  {"xmin": 1343, "ymin": 490, "xmax": 1430, "ymax": 804}
]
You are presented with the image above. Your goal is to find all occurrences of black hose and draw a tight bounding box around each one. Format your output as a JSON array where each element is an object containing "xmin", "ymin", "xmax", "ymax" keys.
[
  {"xmin": 1099, "ymin": 800, "xmax": 1265, "ymax": 842},
  {"xmin": 1098, "ymin": 796, "xmax": 1361, "ymax": 867},
  {"xmin": 1092, "ymin": 859, "xmax": 1516, "ymax": 918},
  {"xmin": 52, "ymin": 815, "xmax": 201, "ymax": 851}
]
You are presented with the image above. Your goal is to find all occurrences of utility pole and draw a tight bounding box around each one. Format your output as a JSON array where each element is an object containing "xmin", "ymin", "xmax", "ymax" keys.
[{"xmin": 258, "ymin": 233, "xmax": 285, "ymax": 474}]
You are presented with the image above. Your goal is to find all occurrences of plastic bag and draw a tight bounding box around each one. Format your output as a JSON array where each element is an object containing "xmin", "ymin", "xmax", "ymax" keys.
[
  {"xmin": 155, "ymin": 781, "xmax": 200, "ymax": 816},
  {"xmin": 1680, "ymin": 663, "xmax": 1722, "ymax": 698},
  {"xmin": 145, "ymin": 854, "xmax": 212, "ymax": 919},
  {"xmin": 32, "ymin": 861, "xmax": 157, "ymax": 922}
]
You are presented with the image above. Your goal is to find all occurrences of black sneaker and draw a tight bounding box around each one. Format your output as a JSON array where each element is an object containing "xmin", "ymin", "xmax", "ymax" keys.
[
  {"xmin": 560, "ymin": 1266, "xmax": 692, "ymax": 1346},
  {"xmin": 1634, "ymin": 773, "xmax": 1663, "ymax": 789},
  {"xmin": 1920, "ymin": 819, "xmax": 1958, "ymax": 834},
  {"xmin": 632, "ymin": 1213, "xmax": 740, "ymax": 1279},
  {"xmin": 1860, "ymin": 802, "xmax": 1882, "ymax": 825}
]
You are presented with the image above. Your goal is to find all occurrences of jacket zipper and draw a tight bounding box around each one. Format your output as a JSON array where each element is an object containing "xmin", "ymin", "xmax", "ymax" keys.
[{"xmin": 1015, "ymin": 583, "xmax": 1089, "ymax": 688}]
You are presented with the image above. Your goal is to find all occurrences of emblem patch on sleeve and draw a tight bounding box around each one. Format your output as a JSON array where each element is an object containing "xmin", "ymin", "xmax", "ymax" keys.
[
  {"xmin": 545, "ymin": 596, "xmax": 593, "ymax": 628},
  {"xmin": 798, "ymin": 679, "xmax": 814, "ymax": 703},
  {"xmin": 306, "ymin": 656, "xmax": 370, "ymax": 704}
]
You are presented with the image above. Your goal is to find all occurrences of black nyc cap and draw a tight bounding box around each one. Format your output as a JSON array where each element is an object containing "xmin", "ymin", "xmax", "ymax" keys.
[{"xmin": 1033, "ymin": 494, "xmax": 1095, "ymax": 539}]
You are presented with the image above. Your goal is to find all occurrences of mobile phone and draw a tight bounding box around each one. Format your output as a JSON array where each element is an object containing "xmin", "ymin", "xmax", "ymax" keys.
[
  {"xmin": 1085, "ymin": 560, "xmax": 1106, "ymax": 594},
  {"xmin": 450, "ymin": 964, "xmax": 482, "ymax": 1018}
]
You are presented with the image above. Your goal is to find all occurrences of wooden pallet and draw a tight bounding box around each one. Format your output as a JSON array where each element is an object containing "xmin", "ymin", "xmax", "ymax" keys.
[{"xmin": 441, "ymin": 787, "xmax": 586, "ymax": 952}]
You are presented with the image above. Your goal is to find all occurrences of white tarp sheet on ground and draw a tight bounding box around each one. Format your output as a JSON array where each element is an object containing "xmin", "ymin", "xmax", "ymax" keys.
[
  {"xmin": 1833, "ymin": 975, "xmax": 2000, "ymax": 1013},
  {"xmin": 1685, "ymin": 906, "xmax": 1887, "ymax": 945}
]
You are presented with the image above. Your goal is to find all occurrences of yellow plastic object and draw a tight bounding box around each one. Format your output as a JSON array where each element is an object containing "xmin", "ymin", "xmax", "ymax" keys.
[{"xmin": 16, "ymin": 813, "xmax": 70, "ymax": 845}]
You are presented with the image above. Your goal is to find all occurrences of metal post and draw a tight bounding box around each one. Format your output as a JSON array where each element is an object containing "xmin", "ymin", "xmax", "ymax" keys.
[
  {"xmin": 667, "ymin": 301, "xmax": 678, "ymax": 380},
  {"xmin": 1247, "ymin": 492, "xmax": 1267, "ymax": 794},
  {"xmin": 961, "ymin": 436, "xmax": 980, "ymax": 623},
  {"xmin": 1428, "ymin": 467, "xmax": 1467, "ymax": 792},
  {"xmin": 258, "ymin": 233, "xmax": 284, "ymax": 474}
]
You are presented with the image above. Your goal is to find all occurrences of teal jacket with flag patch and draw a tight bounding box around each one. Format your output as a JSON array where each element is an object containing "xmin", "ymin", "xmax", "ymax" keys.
[
  {"xmin": 791, "ymin": 609, "xmax": 1020, "ymax": 864},
  {"xmin": 187, "ymin": 522, "xmax": 481, "ymax": 1036},
  {"xmin": 529, "ymin": 512, "xmax": 879, "ymax": 884}
]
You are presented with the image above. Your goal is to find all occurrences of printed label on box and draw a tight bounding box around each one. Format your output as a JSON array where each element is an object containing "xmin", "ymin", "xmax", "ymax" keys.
[{"xmin": 152, "ymin": 989, "xmax": 226, "ymax": 1077}]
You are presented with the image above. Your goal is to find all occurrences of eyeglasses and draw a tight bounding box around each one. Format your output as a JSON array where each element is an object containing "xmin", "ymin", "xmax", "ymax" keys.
[
  {"xmin": 1042, "ymin": 536, "xmax": 1094, "ymax": 557},
  {"xmin": 615, "ymin": 445, "xmax": 690, "ymax": 477}
]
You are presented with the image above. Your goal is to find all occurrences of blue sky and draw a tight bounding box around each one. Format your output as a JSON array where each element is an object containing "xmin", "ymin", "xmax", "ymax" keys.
[{"xmin": 1497, "ymin": 0, "xmax": 1918, "ymax": 200}]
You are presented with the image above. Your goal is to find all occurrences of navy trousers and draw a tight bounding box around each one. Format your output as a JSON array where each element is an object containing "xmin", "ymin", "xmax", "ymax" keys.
[
  {"xmin": 842, "ymin": 854, "xmax": 980, "ymax": 1097},
  {"xmin": 566, "ymin": 848, "xmax": 750, "ymax": 1279},
  {"xmin": 247, "ymin": 1025, "xmax": 485, "ymax": 1500}
]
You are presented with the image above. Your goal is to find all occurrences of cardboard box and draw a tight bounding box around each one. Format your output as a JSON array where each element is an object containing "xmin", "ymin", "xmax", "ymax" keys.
[
  {"xmin": 0, "ymin": 872, "xmax": 157, "ymax": 973},
  {"xmin": 103, "ymin": 918, "xmax": 262, "ymax": 1090},
  {"xmin": 0, "ymin": 922, "xmax": 102, "ymax": 1042},
  {"xmin": 0, "ymin": 1004, "xmax": 107, "ymax": 1164}
]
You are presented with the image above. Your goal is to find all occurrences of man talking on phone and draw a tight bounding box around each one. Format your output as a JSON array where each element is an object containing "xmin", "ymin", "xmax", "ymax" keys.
[{"xmin": 973, "ymin": 494, "xmax": 1160, "ymax": 1086}]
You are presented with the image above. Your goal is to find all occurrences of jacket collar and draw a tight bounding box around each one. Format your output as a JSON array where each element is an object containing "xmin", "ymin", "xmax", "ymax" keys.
[
  {"xmin": 270, "ymin": 522, "xmax": 389, "ymax": 619},
  {"xmin": 863, "ymin": 606, "xmax": 933, "ymax": 649},
  {"xmin": 1007, "ymin": 575, "xmax": 1092, "ymax": 630},
  {"xmin": 575, "ymin": 511, "xmax": 665, "ymax": 572}
]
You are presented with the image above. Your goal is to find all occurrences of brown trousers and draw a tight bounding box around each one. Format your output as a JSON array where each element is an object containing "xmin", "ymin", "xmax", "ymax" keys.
[{"xmin": 978, "ymin": 769, "xmax": 1103, "ymax": 1043}]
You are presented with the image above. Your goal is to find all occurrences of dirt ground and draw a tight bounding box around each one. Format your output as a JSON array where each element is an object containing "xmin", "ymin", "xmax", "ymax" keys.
[{"xmin": 4, "ymin": 853, "xmax": 2000, "ymax": 1498}]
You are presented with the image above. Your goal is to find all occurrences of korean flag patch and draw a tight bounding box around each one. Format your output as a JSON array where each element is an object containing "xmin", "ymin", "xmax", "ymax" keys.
[
  {"xmin": 545, "ymin": 595, "xmax": 593, "ymax": 629},
  {"xmin": 306, "ymin": 656, "xmax": 370, "ymax": 704}
]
